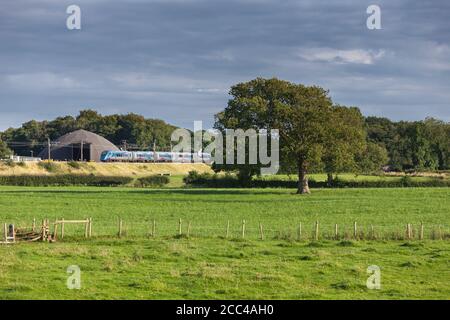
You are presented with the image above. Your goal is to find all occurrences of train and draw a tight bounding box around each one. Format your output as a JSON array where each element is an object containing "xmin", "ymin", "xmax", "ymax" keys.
[{"xmin": 100, "ymin": 150, "xmax": 213, "ymax": 164}]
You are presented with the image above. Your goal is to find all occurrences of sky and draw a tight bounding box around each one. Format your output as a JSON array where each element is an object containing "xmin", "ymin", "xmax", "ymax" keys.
[{"xmin": 0, "ymin": 0, "xmax": 449, "ymax": 130}]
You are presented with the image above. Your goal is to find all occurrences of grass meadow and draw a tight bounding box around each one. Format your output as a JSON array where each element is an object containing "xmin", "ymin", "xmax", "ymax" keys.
[{"xmin": 0, "ymin": 186, "xmax": 449, "ymax": 299}]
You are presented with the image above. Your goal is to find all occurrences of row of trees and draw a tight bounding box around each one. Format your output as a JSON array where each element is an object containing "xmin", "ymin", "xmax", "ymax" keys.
[
  {"xmin": 0, "ymin": 110, "xmax": 177, "ymax": 157},
  {"xmin": 366, "ymin": 117, "xmax": 449, "ymax": 171},
  {"xmin": 213, "ymin": 78, "xmax": 449, "ymax": 193}
]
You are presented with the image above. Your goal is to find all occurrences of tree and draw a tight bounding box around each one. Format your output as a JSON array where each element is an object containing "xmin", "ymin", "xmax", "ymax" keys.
[
  {"xmin": 423, "ymin": 118, "xmax": 450, "ymax": 170},
  {"xmin": 76, "ymin": 109, "xmax": 103, "ymax": 132},
  {"xmin": 323, "ymin": 106, "xmax": 366, "ymax": 185},
  {"xmin": 215, "ymin": 78, "xmax": 367, "ymax": 194},
  {"xmin": 357, "ymin": 142, "xmax": 389, "ymax": 173},
  {"xmin": 365, "ymin": 117, "xmax": 449, "ymax": 171},
  {"xmin": 0, "ymin": 139, "xmax": 12, "ymax": 158}
]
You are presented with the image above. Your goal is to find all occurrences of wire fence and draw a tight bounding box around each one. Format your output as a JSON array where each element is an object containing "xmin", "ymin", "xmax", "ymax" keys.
[{"xmin": 4, "ymin": 218, "xmax": 449, "ymax": 242}]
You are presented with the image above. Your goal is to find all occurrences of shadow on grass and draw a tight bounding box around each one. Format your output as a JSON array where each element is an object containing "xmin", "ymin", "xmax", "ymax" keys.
[{"xmin": 0, "ymin": 188, "xmax": 294, "ymax": 197}]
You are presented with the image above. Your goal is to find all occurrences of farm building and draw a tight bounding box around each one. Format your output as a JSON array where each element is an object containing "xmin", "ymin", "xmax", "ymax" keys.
[{"xmin": 38, "ymin": 129, "xmax": 119, "ymax": 162}]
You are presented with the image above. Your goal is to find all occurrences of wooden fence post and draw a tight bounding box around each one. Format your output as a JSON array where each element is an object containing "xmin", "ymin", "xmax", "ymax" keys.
[
  {"xmin": 61, "ymin": 218, "xmax": 65, "ymax": 239},
  {"xmin": 178, "ymin": 218, "xmax": 182, "ymax": 236},
  {"xmin": 53, "ymin": 222, "xmax": 58, "ymax": 240},
  {"xmin": 152, "ymin": 219, "xmax": 156, "ymax": 238},
  {"xmin": 259, "ymin": 223, "xmax": 264, "ymax": 240},
  {"xmin": 297, "ymin": 223, "xmax": 302, "ymax": 241},
  {"xmin": 370, "ymin": 225, "xmax": 375, "ymax": 240},
  {"xmin": 118, "ymin": 218, "xmax": 123, "ymax": 238},
  {"xmin": 242, "ymin": 220, "xmax": 246, "ymax": 239},
  {"xmin": 419, "ymin": 222, "xmax": 424, "ymax": 240},
  {"xmin": 45, "ymin": 219, "xmax": 49, "ymax": 242},
  {"xmin": 84, "ymin": 218, "xmax": 89, "ymax": 238},
  {"xmin": 89, "ymin": 218, "xmax": 92, "ymax": 238},
  {"xmin": 226, "ymin": 220, "xmax": 230, "ymax": 239},
  {"xmin": 406, "ymin": 223, "xmax": 412, "ymax": 240},
  {"xmin": 3, "ymin": 223, "xmax": 7, "ymax": 242},
  {"xmin": 32, "ymin": 218, "xmax": 36, "ymax": 232},
  {"xmin": 353, "ymin": 221, "xmax": 358, "ymax": 240},
  {"xmin": 41, "ymin": 219, "xmax": 45, "ymax": 241},
  {"xmin": 314, "ymin": 221, "xmax": 319, "ymax": 241}
]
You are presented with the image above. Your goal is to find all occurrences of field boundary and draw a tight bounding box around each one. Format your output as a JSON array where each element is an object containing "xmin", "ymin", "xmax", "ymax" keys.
[{"xmin": 2, "ymin": 218, "xmax": 449, "ymax": 243}]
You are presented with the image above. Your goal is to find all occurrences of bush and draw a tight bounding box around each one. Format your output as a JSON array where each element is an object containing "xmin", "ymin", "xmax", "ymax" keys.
[
  {"xmin": 329, "ymin": 176, "xmax": 449, "ymax": 188},
  {"xmin": 400, "ymin": 176, "xmax": 412, "ymax": 187},
  {"xmin": 184, "ymin": 171, "xmax": 242, "ymax": 188},
  {"xmin": 38, "ymin": 161, "xmax": 59, "ymax": 173},
  {"xmin": 3, "ymin": 159, "xmax": 16, "ymax": 167},
  {"xmin": 0, "ymin": 175, "xmax": 133, "ymax": 187},
  {"xmin": 136, "ymin": 175, "xmax": 170, "ymax": 188},
  {"xmin": 67, "ymin": 161, "xmax": 82, "ymax": 169},
  {"xmin": 183, "ymin": 171, "xmax": 450, "ymax": 189}
]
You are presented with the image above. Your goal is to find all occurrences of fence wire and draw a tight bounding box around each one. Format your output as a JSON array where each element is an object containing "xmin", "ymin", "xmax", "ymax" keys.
[{"xmin": 3, "ymin": 217, "xmax": 449, "ymax": 241}]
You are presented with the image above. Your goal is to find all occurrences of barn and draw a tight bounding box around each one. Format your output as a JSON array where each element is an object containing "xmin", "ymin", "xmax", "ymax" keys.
[{"xmin": 38, "ymin": 129, "xmax": 119, "ymax": 162}]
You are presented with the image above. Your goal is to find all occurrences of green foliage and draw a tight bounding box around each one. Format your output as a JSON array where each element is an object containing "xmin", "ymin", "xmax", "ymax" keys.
[
  {"xmin": 67, "ymin": 161, "xmax": 82, "ymax": 169},
  {"xmin": 0, "ymin": 139, "xmax": 12, "ymax": 158},
  {"xmin": 184, "ymin": 171, "xmax": 450, "ymax": 188},
  {"xmin": 0, "ymin": 175, "xmax": 133, "ymax": 186},
  {"xmin": 356, "ymin": 142, "xmax": 389, "ymax": 173},
  {"xmin": 214, "ymin": 78, "xmax": 367, "ymax": 194},
  {"xmin": 323, "ymin": 105, "xmax": 366, "ymax": 176},
  {"xmin": 2, "ymin": 159, "xmax": 16, "ymax": 167},
  {"xmin": 0, "ymin": 109, "xmax": 177, "ymax": 157},
  {"xmin": 330, "ymin": 176, "xmax": 449, "ymax": 188},
  {"xmin": 365, "ymin": 117, "xmax": 449, "ymax": 171},
  {"xmin": 136, "ymin": 175, "xmax": 170, "ymax": 188},
  {"xmin": 37, "ymin": 161, "xmax": 59, "ymax": 173}
]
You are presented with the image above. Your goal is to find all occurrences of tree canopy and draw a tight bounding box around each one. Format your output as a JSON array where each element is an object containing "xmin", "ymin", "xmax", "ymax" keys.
[
  {"xmin": 0, "ymin": 110, "xmax": 178, "ymax": 156},
  {"xmin": 214, "ymin": 78, "xmax": 368, "ymax": 194},
  {"xmin": 0, "ymin": 139, "xmax": 12, "ymax": 159},
  {"xmin": 365, "ymin": 116, "xmax": 449, "ymax": 171}
]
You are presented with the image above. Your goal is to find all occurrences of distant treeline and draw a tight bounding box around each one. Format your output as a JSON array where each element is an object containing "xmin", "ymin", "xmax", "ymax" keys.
[
  {"xmin": 365, "ymin": 117, "xmax": 449, "ymax": 171},
  {"xmin": 0, "ymin": 110, "xmax": 449, "ymax": 172},
  {"xmin": 0, "ymin": 109, "xmax": 177, "ymax": 157}
]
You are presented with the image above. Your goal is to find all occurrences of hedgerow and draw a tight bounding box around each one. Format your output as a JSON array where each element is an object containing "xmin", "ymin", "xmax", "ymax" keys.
[
  {"xmin": 135, "ymin": 175, "xmax": 170, "ymax": 188},
  {"xmin": 183, "ymin": 171, "xmax": 450, "ymax": 188},
  {"xmin": 0, "ymin": 175, "xmax": 133, "ymax": 187}
]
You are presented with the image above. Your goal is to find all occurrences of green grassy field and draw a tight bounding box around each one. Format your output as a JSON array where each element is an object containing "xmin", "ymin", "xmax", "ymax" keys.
[{"xmin": 0, "ymin": 186, "xmax": 449, "ymax": 299}]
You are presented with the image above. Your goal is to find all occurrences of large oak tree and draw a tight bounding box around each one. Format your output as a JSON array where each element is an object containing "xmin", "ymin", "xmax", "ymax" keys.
[{"xmin": 215, "ymin": 78, "xmax": 367, "ymax": 194}]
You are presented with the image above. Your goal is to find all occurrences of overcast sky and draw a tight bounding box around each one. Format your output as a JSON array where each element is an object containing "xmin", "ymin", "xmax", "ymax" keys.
[{"xmin": 0, "ymin": 0, "xmax": 449, "ymax": 130}]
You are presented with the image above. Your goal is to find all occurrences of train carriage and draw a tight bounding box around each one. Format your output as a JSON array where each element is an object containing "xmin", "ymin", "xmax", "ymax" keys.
[{"xmin": 100, "ymin": 150, "xmax": 212, "ymax": 164}]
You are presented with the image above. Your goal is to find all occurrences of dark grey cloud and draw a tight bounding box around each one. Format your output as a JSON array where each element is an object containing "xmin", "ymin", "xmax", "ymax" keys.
[{"xmin": 0, "ymin": 0, "xmax": 449, "ymax": 130}]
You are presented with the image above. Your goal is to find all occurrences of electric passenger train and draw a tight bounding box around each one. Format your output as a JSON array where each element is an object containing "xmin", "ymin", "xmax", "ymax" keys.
[{"xmin": 100, "ymin": 150, "xmax": 212, "ymax": 164}]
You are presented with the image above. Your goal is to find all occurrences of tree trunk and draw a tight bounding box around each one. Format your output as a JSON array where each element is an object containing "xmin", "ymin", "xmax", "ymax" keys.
[
  {"xmin": 297, "ymin": 159, "xmax": 311, "ymax": 194},
  {"xmin": 327, "ymin": 173, "xmax": 334, "ymax": 187}
]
